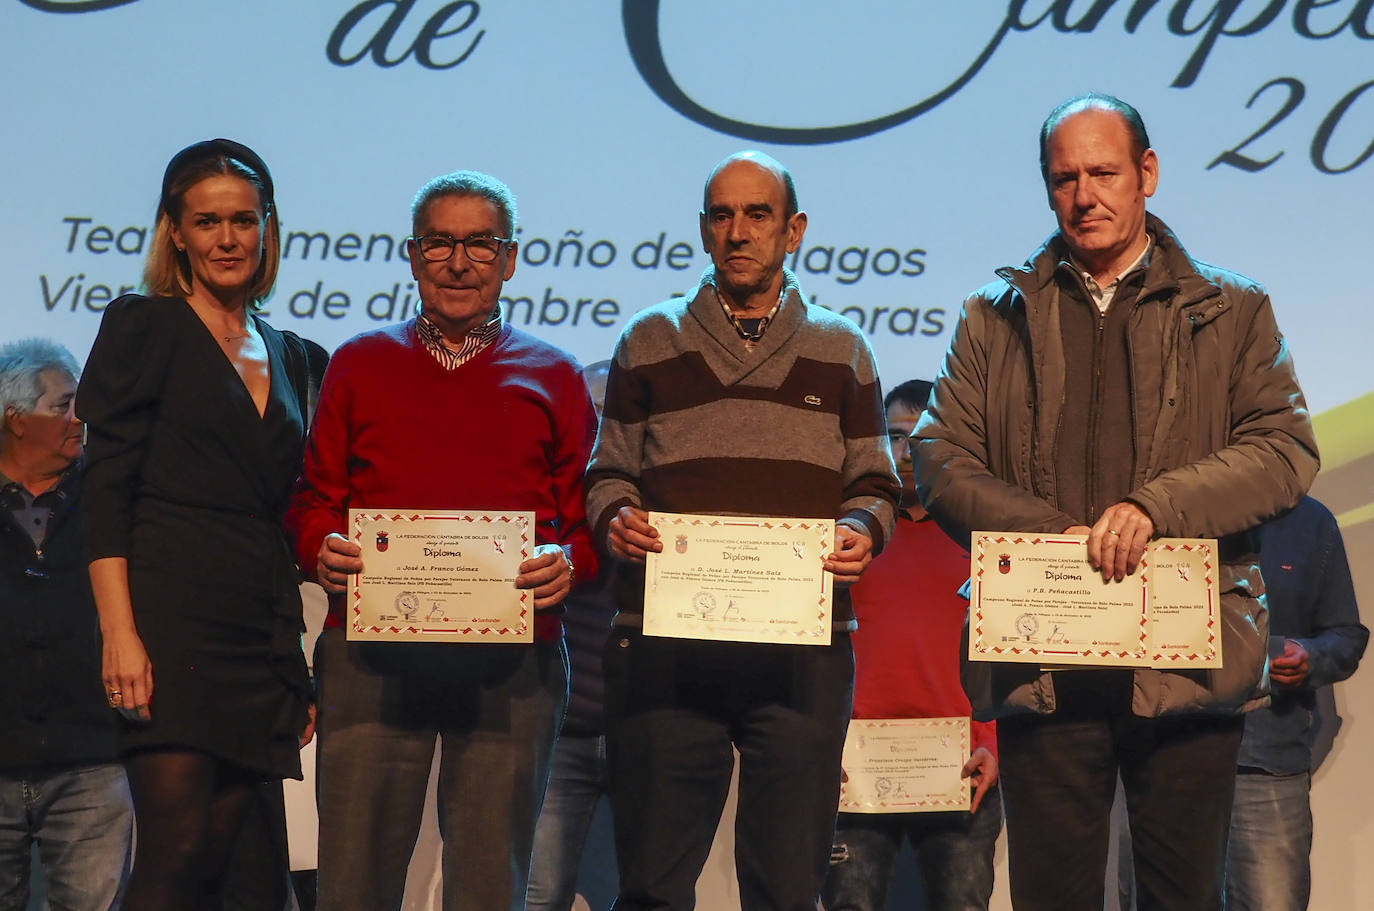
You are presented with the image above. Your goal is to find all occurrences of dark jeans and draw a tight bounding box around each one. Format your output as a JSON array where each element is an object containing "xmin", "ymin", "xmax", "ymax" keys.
[
  {"xmin": 997, "ymin": 671, "xmax": 1244, "ymax": 911},
  {"xmin": 603, "ymin": 630, "xmax": 853, "ymax": 911},
  {"xmin": 823, "ymin": 785, "xmax": 1003, "ymax": 911},
  {"xmin": 313, "ymin": 628, "xmax": 567, "ymax": 911}
]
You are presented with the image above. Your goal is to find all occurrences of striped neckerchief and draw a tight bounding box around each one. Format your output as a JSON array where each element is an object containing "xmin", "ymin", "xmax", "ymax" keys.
[
  {"xmin": 416, "ymin": 307, "xmax": 503, "ymax": 370},
  {"xmin": 714, "ymin": 282, "xmax": 785, "ymax": 352}
]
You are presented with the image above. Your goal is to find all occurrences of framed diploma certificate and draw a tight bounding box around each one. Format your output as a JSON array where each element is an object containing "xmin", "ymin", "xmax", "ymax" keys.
[
  {"xmin": 346, "ymin": 509, "xmax": 535, "ymax": 643},
  {"xmin": 838, "ymin": 718, "xmax": 971, "ymax": 813},
  {"xmin": 642, "ymin": 512, "xmax": 834, "ymax": 645},
  {"xmin": 969, "ymin": 532, "xmax": 1220, "ymax": 668}
]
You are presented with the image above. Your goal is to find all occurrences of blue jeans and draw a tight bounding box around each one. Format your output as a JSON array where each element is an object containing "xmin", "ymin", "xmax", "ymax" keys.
[
  {"xmin": 313, "ymin": 629, "xmax": 568, "ymax": 911},
  {"xmin": 0, "ymin": 763, "xmax": 132, "ymax": 911},
  {"xmin": 1224, "ymin": 770, "xmax": 1311, "ymax": 911},
  {"xmin": 823, "ymin": 786, "xmax": 1003, "ymax": 911},
  {"xmin": 526, "ymin": 734, "xmax": 615, "ymax": 911}
]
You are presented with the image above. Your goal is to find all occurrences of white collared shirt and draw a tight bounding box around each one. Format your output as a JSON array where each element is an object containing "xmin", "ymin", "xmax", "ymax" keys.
[{"xmin": 1077, "ymin": 239, "xmax": 1152, "ymax": 314}]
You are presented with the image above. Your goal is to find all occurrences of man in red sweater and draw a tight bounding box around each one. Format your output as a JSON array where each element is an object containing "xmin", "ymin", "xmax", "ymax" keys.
[
  {"xmin": 287, "ymin": 171, "xmax": 597, "ymax": 911},
  {"xmin": 823, "ymin": 379, "xmax": 1002, "ymax": 911}
]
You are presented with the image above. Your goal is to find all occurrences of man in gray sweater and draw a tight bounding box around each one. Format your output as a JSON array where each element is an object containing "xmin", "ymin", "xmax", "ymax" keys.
[{"xmin": 585, "ymin": 151, "xmax": 899, "ymax": 911}]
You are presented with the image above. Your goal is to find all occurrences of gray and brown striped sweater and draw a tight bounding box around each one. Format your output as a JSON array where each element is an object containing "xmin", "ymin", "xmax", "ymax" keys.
[{"xmin": 585, "ymin": 268, "xmax": 900, "ymax": 629}]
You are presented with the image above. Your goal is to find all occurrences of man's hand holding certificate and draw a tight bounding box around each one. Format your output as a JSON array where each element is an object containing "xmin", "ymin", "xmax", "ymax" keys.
[
  {"xmin": 969, "ymin": 532, "xmax": 1221, "ymax": 668},
  {"xmin": 641, "ymin": 512, "xmax": 835, "ymax": 645},
  {"xmin": 344, "ymin": 509, "xmax": 537, "ymax": 642}
]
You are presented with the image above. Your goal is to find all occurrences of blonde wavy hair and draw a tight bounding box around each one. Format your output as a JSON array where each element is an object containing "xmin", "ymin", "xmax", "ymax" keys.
[{"xmin": 143, "ymin": 152, "xmax": 280, "ymax": 307}]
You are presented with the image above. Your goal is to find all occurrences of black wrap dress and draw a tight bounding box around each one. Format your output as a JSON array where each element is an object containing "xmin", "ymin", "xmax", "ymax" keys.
[{"xmin": 78, "ymin": 294, "xmax": 311, "ymax": 779}]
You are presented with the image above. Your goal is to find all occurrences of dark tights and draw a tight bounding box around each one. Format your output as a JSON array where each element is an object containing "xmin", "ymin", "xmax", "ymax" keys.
[{"xmin": 122, "ymin": 749, "xmax": 258, "ymax": 911}]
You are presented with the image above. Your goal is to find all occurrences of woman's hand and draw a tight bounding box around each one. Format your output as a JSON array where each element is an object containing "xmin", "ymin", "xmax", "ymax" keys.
[
  {"xmin": 102, "ymin": 625, "xmax": 153, "ymax": 722},
  {"xmin": 90, "ymin": 557, "xmax": 152, "ymax": 722}
]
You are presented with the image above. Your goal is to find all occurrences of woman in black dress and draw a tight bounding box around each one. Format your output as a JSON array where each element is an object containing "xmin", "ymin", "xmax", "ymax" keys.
[{"xmin": 79, "ymin": 139, "xmax": 313, "ymax": 910}]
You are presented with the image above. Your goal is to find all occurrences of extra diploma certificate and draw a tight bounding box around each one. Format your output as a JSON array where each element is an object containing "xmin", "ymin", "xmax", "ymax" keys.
[
  {"xmin": 346, "ymin": 509, "xmax": 535, "ymax": 643},
  {"xmin": 969, "ymin": 532, "xmax": 1220, "ymax": 668},
  {"xmin": 838, "ymin": 718, "xmax": 971, "ymax": 813},
  {"xmin": 642, "ymin": 512, "xmax": 834, "ymax": 645}
]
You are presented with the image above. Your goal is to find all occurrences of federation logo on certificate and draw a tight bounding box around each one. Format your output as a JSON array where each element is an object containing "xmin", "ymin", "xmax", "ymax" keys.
[
  {"xmin": 968, "ymin": 532, "xmax": 1221, "ymax": 668},
  {"xmin": 347, "ymin": 509, "xmax": 536, "ymax": 643},
  {"xmin": 643, "ymin": 512, "xmax": 834, "ymax": 645}
]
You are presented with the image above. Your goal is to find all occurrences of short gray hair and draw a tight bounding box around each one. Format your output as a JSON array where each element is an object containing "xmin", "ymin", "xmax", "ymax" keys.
[
  {"xmin": 0, "ymin": 338, "xmax": 80, "ymax": 414},
  {"xmin": 411, "ymin": 171, "xmax": 518, "ymax": 237}
]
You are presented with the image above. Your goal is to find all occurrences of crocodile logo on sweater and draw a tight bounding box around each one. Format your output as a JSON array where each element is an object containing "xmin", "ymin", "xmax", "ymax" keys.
[{"xmin": 804, "ymin": 395, "xmax": 822, "ymax": 406}]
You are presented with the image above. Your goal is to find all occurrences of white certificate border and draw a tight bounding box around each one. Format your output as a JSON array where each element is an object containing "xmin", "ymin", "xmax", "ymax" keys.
[
  {"xmin": 1145, "ymin": 539, "xmax": 1221, "ymax": 665},
  {"xmin": 349, "ymin": 511, "xmax": 533, "ymax": 639},
  {"xmin": 970, "ymin": 533, "xmax": 1150, "ymax": 662},
  {"xmin": 647, "ymin": 514, "xmax": 833, "ymax": 642},
  {"xmin": 838, "ymin": 717, "xmax": 971, "ymax": 812}
]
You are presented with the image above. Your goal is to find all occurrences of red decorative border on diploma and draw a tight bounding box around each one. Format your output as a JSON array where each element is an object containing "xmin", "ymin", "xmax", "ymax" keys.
[{"xmin": 349, "ymin": 511, "xmax": 532, "ymax": 638}]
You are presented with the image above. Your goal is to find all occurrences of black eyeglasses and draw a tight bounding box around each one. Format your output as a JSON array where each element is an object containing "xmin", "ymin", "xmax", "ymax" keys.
[{"xmin": 407, "ymin": 234, "xmax": 512, "ymax": 264}]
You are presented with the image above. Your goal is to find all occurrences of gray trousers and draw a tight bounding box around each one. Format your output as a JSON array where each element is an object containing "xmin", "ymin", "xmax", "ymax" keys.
[{"xmin": 312, "ymin": 628, "xmax": 567, "ymax": 911}]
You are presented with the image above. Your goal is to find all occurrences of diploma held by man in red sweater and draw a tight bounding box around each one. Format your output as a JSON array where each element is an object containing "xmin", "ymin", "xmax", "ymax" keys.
[{"xmin": 284, "ymin": 170, "xmax": 598, "ymax": 910}]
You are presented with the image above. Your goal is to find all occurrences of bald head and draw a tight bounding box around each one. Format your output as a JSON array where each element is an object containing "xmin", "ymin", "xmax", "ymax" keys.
[
  {"xmin": 1039, "ymin": 92, "xmax": 1151, "ymax": 184},
  {"xmin": 698, "ymin": 150, "xmax": 808, "ymax": 313},
  {"xmin": 703, "ymin": 151, "xmax": 799, "ymax": 219}
]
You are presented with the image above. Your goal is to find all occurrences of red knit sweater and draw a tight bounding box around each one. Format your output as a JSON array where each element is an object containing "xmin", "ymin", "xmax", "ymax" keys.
[
  {"xmin": 287, "ymin": 320, "xmax": 598, "ymax": 640},
  {"xmin": 850, "ymin": 514, "xmax": 996, "ymax": 757}
]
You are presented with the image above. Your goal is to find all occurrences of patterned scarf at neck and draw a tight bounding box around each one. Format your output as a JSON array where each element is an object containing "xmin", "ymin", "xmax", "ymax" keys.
[{"xmin": 715, "ymin": 282, "xmax": 785, "ymax": 351}]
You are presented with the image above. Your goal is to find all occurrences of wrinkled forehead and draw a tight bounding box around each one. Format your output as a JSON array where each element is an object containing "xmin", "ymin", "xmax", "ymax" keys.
[
  {"xmin": 1046, "ymin": 108, "xmax": 1137, "ymax": 164},
  {"xmin": 704, "ymin": 157, "xmax": 788, "ymax": 210},
  {"xmin": 414, "ymin": 192, "xmax": 504, "ymax": 234},
  {"xmin": 38, "ymin": 367, "xmax": 77, "ymax": 397}
]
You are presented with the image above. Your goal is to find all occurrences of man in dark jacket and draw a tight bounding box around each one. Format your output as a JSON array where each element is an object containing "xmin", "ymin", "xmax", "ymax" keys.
[
  {"xmin": 526, "ymin": 359, "xmax": 619, "ymax": 911},
  {"xmin": 914, "ymin": 94, "xmax": 1319, "ymax": 911},
  {"xmin": 0, "ymin": 338, "xmax": 132, "ymax": 910}
]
